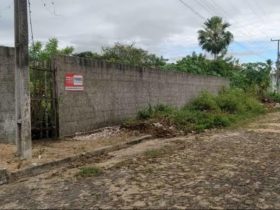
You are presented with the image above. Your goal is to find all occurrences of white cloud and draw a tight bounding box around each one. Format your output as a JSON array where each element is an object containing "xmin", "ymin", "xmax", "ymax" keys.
[{"xmin": 1, "ymin": 0, "xmax": 280, "ymax": 62}]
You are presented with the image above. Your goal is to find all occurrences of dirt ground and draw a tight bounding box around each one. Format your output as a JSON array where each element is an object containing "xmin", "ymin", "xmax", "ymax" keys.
[
  {"xmin": 0, "ymin": 127, "xmax": 141, "ymax": 172},
  {"xmin": 0, "ymin": 112, "xmax": 280, "ymax": 209}
]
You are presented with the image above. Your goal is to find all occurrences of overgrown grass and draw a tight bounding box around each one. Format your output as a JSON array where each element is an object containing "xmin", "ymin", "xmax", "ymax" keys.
[
  {"xmin": 144, "ymin": 149, "xmax": 165, "ymax": 158},
  {"xmin": 265, "ymin": 92, "xmax": 280, "ymax": 103},
  {"xmin": 78, "ymin": 166, "xmax": 103, "ymax": 177},
  {"xmin": 136, "ymin": 88, "xmax": 265, "ymax": 133},
  {"xmin": 137, "ymin": 104, "xmax": 175, "ymax": 120}
]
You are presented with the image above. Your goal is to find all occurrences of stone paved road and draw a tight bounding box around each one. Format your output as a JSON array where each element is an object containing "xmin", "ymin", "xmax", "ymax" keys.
[{"xmin": 0, "ymin": 112, "xmax": 280, "ymax": 209}]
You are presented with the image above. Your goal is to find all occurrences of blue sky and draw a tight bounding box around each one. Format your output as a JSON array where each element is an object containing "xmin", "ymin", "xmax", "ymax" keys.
[
  {"xmin": 160, "ymin": 41, "xmax": 276, "ymax": 64},
  {"xmin": 229, "ymin": 41, "xmax": 277, "ymax": 63},
  {"xmin": 1, "ymin": 0, "xmax": 280, "ymax": 65}
]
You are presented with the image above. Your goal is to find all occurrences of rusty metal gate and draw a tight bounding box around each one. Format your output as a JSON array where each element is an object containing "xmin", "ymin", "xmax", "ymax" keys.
[{"xmin": 30, "ymin": 61, "xmax": 58, "ymax": 140}]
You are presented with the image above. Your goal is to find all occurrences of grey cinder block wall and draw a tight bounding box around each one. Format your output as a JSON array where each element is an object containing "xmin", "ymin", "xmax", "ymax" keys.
[
  {"xmin": 0, "ymin": 47, "xmax": 16, "ymax": 144},
  {"xmin": 55, "ymin": 56, "xmax": 229, "ymax": 137}
]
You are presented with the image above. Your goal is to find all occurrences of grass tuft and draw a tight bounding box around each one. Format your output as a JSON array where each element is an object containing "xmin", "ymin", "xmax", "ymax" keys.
[
  {"xmin": 78, "ymin": 166, "xmax": 103, "ymax": 177},
  {"xmin": 144, "ymin": 149, "xmax": 164, "ymax": 158}
]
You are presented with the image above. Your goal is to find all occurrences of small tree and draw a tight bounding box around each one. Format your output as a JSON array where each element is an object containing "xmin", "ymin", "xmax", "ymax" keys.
[
  {"xmin": 198, "ymin": 16, "xmax": 233, "ymax": 59},
  {"xmin": 101, "ymin": 43, "xmax": 167, "ymax": 68},
  {"xmin": 76, "ymin": 43, "xmax": 167, "ymax": 68},
  {"xmin": 29, "ymin": 38, "xmax": 74, "ymax": 62}
]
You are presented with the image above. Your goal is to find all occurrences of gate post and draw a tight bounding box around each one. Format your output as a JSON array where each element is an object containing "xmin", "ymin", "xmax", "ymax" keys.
[{"xmin": 14, "ymin": 0, "xmax": 32, "ymax": 159}]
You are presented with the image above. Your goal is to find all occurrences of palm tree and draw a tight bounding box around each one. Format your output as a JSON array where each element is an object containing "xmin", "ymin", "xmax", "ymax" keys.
[{"xmin": 198, "ymin": 16, "xmax": 233, "ymax": 59}]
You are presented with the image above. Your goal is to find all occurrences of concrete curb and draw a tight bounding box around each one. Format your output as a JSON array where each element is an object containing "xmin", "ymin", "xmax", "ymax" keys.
[{"xmin": 4, "ymin": 135, "xmax": 152, "ymax": 185}]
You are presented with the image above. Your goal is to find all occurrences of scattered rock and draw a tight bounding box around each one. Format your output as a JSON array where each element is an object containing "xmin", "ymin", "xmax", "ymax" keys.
[
  {"xmin": 153, "ymin": 123, "xmax": 163, "ymax": 128},
  {"xmin": 275, "ymin": 103, "xmax": 280, "ymax": 108},
  {"xmin": 133, "ymin": 201, "xmax": 146, "ymax": 208},
  {"xmin": 74, "ymin": 127, "xmax": 121, "ymax": 141}
]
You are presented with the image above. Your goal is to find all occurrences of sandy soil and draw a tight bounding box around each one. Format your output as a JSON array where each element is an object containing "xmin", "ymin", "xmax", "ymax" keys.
[{"xmin": 0, "ymin": 127, "xmax": 141, "ymax": 172}]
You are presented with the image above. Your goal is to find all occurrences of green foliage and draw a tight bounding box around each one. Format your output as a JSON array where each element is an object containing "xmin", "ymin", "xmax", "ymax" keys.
[
  {"xmin": 198, "ymin": 16, "xmax": 234, "ymax": 59},
  {"xmin": 76, "ymin": 43, "xmax": 167, "ymax": 68},
  {"xmin": 171, "ymin": 52, "xmax": 210, "ymax": 74},
  {"xmin": 230, "ymin": 60, "xmax": 272, "ymax": 96},
  {"xmin": 78, "ymin": 167, "xmax": 103, "ymax": 177},
  {"xmin": 216, "ymin": 89, "xmax": 246, "ymax": 114},
  {"xmin": 137, "ymin": 105, "xmax": 154, "ymax": 120},
  {"xmin": 171, "ymin": 54, "xmax": 272, "ymax": 96},
  {"xmin": 243, "ymin": 96, "xmax": 265, "ymax": 114},
  {"xmin": 165, "ymin": 52, "xmax": 240, "ymax": 77},
  {"xmin": 73, "ymin": 51, "xmax": 102, "ymax": 59},
  {"xmin": 264, "ymin": 92, "xmax": 280, "ymax": 103},
  {"xmin": 189, "ymin": 92, "xmax": 220, "ymax": 112},
  {"xmin": 137, "ymin": 104, "xmax": 175, "ymax": 120},
  {"xmin": 29, "ymin": 38, "xmax": 74, "ymax": 62},
  {"xmin": 30, "ymin": 38, "xmax": 271, "ymax": 102},
  {"xmin": 136, "ymin": 89, "xmax": 265, "ymax": 134}
]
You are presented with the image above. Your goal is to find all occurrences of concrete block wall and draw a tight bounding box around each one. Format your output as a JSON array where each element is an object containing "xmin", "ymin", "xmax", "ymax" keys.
[
  {"xmin": 0, "ymin": 47, "xmax": 16, "ymax": 144},
  {"xmin": 55, "ymin": 56, "xmax": 229, "ymax": 137}
]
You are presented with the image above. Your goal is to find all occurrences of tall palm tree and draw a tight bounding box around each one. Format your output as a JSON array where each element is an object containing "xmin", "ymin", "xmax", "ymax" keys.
[{"xmin": 198, "ymin": 16, "xmax": 233, "ymax": 59}]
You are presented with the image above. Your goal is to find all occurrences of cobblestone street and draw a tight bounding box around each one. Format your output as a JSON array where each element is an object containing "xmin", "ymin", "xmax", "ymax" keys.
[{"xmin": 0, "ymin": 113, "xmax": 280, "ymax": 209}]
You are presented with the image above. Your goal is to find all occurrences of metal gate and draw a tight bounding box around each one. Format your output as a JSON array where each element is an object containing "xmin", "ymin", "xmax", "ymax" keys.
[{"xmin": 30, "ymin": 61, "xmax": 58, "ymax": 140}]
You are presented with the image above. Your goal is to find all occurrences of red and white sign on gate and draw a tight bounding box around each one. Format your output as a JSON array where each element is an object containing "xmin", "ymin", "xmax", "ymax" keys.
[{"xmin": 65, "ymin": 73, "xmax": 84, "ymax": 91}]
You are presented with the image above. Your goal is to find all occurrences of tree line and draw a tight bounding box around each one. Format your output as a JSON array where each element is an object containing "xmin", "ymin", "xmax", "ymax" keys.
[{"xmin": 29, "ymin": 16, "xmax": 273, "ymax": 97}]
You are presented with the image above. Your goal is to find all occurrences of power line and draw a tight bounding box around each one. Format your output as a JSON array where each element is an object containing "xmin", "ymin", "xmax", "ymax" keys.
[
  {"xmin": 177, "ymin": 0, "xmax": 268, "ymax": 61},
  {"xmin": 202, "ymin": 1, "xmax": 270, "ymax": 60},
  {"xmin": 178, "ymin": 0, "xmax": 204, "ymax": 20},
  {"xmin": 194, "ymin": 0, "xmax": 214, "ymax": 17},
  {"xmin": 206, "ymin": 0, "xmax": 228, "ymax": 17}
]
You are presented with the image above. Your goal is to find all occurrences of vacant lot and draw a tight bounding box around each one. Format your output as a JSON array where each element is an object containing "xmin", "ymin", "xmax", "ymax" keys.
[{"xmin": 0, "ymin": 112, "xmax": 280, "ymax": 209}]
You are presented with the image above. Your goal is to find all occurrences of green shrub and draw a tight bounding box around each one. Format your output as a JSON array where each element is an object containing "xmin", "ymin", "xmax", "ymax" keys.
[
  {"xmin": 137, "ymin": 104, "xmax": 154, "ymax": 120},
  {"xmin": 216, "ymin": 89, "xmax": 246, "ymax": 113},
  {"xmin": 192, "ymin": 113, "xmax": 230, "ymax": 131},
  {"xmin": 212, "ymin": 114, "xmax": 232, "ymax": 127},
  {"xmin": 171, "ymin": 110, "xmax": 202, "ymax": 132},
  {"xmin": 153, "ymin": 104, "xmax": 176, "ymax": 117},
  {"xmin": 189, "ymin": 92, "xmax": 220, "ymax": 112},
  {"xmin": 133, "ymin": 88, "xmax": 265, "ymax": 134},
  {"xmin": 194, "ymin": 113, "xmax": 216, "ymax": 131},
  {"xmin": 173, "ymin": 110, "xmax": 199, "ymax": 124},
  {"xmin": 265, "ymin": 92, "xmax": 280, "ymax": 103},
  {"xmin": 137, "ymin": 104, "xmax": 175, "ymax": 120},
  {"xmin": 244, "ymin": 97, "xmax": 265, "ymax": 114}
]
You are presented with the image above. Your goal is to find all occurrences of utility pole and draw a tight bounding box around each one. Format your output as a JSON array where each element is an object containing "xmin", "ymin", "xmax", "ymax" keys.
[
  {"xmin": 271, "ymin": 39, "xmax": 280, "ymax": 93},
  {"xmin": 14, "ymin": 0, "xmax": 32, "ymax": 159}
]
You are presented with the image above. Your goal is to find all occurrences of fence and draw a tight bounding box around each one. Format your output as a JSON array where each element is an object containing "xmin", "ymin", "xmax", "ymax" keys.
[
  {"xmin": 0, "ymin": 49, "xmax": 229, "ymax": 142},
  {"xmin": 30, "ymin": 61, "xmax": 58, "ymax": 139},
  {"xmin": 54, "ymin": 56, "xmax": 229, "ymax": 137},
  {"xmin": 0, "ymin": 47, "xmax": 16, "ymax": 144}
]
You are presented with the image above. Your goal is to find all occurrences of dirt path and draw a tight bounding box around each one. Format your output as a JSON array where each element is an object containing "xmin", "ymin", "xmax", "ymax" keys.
[
  {"xmin": 0, "ymin": 112, "xmax": 280, "ymax": 209},
  {"xmin": 0, "ymin": 127, "xmax": 140, "ymax": 172}
]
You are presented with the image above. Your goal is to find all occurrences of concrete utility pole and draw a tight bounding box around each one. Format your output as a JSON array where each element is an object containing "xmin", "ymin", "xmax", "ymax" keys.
[
  {"xmin": 14, "ymin": 0, "xmax": 32, "ymax": 159},
  {"xmin": 271, "ymin": 39, "xmax": 280, "ymax": 93}
]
